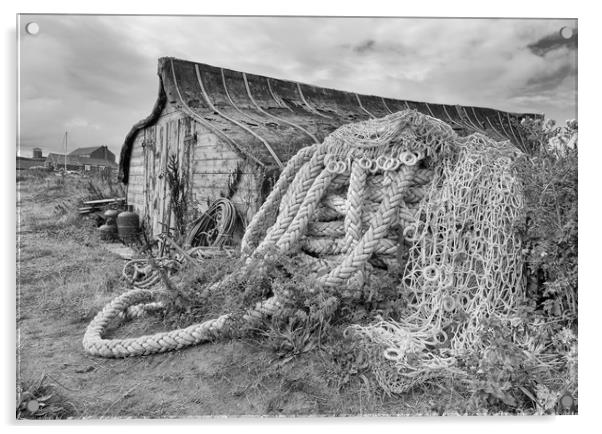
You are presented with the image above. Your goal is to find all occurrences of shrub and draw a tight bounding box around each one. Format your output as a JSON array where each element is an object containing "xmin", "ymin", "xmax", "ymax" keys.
[
  {"xmin": 457, "ymin": 118, "xmax": 579, "ymax": 414},
  {"xmin": 516, "ymin": 118, "xmax": 578, "ymax": 322}
]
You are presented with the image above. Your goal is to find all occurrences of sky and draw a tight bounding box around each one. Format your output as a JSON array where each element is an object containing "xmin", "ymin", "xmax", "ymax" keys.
[{"xmin": 17, "ymin": 15, "xmax": 577, "ymax": 160}]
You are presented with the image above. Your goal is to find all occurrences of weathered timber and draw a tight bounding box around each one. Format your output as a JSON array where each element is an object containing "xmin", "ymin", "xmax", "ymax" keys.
[{"xmin": 119, "ymin": 56, "xmax": 543, "ymax": 239}]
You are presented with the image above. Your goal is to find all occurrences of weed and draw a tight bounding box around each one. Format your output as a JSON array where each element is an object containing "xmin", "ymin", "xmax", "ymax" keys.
[
  {"xmin": 17, "ymin": 374, "xmax": 78, "ymax": 419},
  {"xmin": 166, "ymin": 154, "xmax": 189, "ymax": 244}
]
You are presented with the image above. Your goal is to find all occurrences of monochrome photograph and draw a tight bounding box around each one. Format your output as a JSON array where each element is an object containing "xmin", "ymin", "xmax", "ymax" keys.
[{"xmin": 16, "ymin": 13, "xmax": 578, "ymax": 418}]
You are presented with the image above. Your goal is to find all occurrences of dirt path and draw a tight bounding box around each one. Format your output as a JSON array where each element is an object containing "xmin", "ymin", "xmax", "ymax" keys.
[
  {"xmin": 16, "ymin": 224, "xmax": 336, "ymax": 417},
  {"xmin": 16, "ymin": 175, "xmax": 442, "ymax": 418}
]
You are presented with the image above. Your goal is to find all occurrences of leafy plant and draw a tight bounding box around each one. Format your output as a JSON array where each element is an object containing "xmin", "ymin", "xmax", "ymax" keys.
[
  {"xmin": 17, "ymin": 374, "xmax": 77, "ymax": 419},
  {"xmin": 166, "ymin": 154, "xmax": 189, "ymax": 244},
  {"xmin": 515, "ymin": 118, "xmax": 578, "ymax": 322},
  {"xmin": 455, "ymin": 118, "xmax": 579, "ymax": 415}
]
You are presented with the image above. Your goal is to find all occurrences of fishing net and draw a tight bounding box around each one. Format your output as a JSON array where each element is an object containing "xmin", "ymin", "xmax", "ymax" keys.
[
  {"xmin": 348, "ymin": 135, "xmax": 527, "ymax": 394},
  {"xmin": 85, "ymin": 110, "xmax": 528, "ymax": 369}
]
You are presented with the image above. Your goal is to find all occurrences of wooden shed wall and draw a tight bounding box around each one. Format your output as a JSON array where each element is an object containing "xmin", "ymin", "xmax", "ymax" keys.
[
  {"xmin": 126, "ymin": 103, "xmax": 264, "ymax": 239},
  {"xmin": 192, "ymin": 133, "xmax": 263, "ymax": 227}
]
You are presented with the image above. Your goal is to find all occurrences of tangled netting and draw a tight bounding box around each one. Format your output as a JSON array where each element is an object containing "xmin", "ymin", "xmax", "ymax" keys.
[
  {"xmin": 122, "ymin": 247, "xmax": 235, "ymax": 290},
  {"xmin": 348, "ymin": 137, "xmax": 526, "ymax": 394},
  {"xmin": 83, "ymin": 110, "xmax": 526, "ymax": 373}
]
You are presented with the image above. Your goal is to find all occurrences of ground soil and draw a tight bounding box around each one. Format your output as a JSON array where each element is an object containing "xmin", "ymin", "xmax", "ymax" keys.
[{"xmin": 16, "ymin": 174, "xmax": 451, "ymax": 418}]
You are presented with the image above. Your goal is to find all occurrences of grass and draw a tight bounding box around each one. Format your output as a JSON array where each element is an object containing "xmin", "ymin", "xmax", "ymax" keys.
[
  {"xmin": 16, "ymin": 167, "xmax": 577, "ymax": 418},
  {"xmin": 15, "ymin": 171, "xmax": 434, "ymax": 417},
  {"xmin": 16, "ymin": 373, "xmax": 79, "ymax": 419}
]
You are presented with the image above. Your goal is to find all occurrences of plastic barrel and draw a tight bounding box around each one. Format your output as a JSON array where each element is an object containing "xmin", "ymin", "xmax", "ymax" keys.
[{"xmin": 116, "ymin": 206, "xmax": 140, "ymax": 243}]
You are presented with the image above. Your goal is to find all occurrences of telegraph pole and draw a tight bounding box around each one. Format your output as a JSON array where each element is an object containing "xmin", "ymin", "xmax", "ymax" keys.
[{"xmin": 64, "ymin": 131, "xmax": 68, "ymax": 172}]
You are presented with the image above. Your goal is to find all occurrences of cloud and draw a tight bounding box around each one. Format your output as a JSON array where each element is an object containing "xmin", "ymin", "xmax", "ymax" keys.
[
  {"xmin": 528, "ymin": 28, "xmax": 578, "ymax": 57},
  {"xmin": 18, "ymin": 16, "xmax": 577, "ymax": 159},
  {"xmin": 525, "ymin": 62, "xmax": 575, "ymax": 94},
  {"xmin": 353, "ymin": 39, "xmax": 376, "ymax": 53}
]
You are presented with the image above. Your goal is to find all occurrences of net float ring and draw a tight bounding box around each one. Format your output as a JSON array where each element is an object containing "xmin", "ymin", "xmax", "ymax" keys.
[
  {"xmin": 434, "ymin": 329, "xmax": 449, "ymax": 345},
  {"xmin": 423, "ymin": 265, "xmax": 440, "ymax": 282},
  {"xmin": 369, "ymin": 159, "xmax": 380, "ymax": 174},
  {"xmin": 400, "ymin": 151, "xmax": 419, "ymax": 166},
  {"xmin": 441, "ymin": 295, "xmax": 456, "ymax": 313},
  {"xmin": 335, "ymin": 160, "xmax": 348, "ymax": 174},
  {"xmin": 403, "ymin": 224, "xmax": 419, "ymax": 243},
  {"xmin": 383, "ymin": 347, "xmax": 404, "ymax": 362},
  {"xmin": 439, "ymin": 270, "xmax": 454, "ymax": 288},
  {"xmin": 358, "ymin": 156, "xmax": 372, "ymax": 170},
  {"xmin": 384, "ymin": 157, "xmax": 401, "ymax": 171},
  {"xmin": 376, "ymin": 155, "xmax": 389, "ymax": 170},
  {"xmin": 325, "ymin": 158, "xmax": 339, "ymax": 173}
]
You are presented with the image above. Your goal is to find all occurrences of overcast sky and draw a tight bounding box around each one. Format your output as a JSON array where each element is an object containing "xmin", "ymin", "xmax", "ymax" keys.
[{"xmin": 18, "ymin": 15, "xmax": 577, "ymax": 159}]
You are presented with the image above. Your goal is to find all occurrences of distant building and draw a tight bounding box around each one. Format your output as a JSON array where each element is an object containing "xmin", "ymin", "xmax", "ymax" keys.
[
  {"xmin": 43, "ymin": 145, "xmax": 117, "ymax": 173},
  {"xmin": 45, "ymin": 152, "xmax": 118, "ymax": 174},
  {"xmin": 45, "ymin": 153, "xmax": 85, "ymax": 171},
  {"xmin": 69, "ymin": 145, "xmax": 116, "ymax": 163},
  {"xmin": 16, "ymin": 148, "xmax": 46, "ymax": 170},
  {"xmin": 17, "ymin": 145, "xmax": 118, "ymax": 173}
]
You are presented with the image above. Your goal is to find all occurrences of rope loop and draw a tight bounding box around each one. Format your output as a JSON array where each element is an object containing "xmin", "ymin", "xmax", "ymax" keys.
[
  {"xmin": 423, "ymin": 265, "xmax": 440, "ymax": 282},
  {"xmin": 83, "ymin": 106, "xmax": 527, "ymax": 397}
]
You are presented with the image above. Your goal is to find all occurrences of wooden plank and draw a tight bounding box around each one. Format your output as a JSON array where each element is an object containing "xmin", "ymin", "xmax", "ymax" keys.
[
  {"xmin": 131, "ymin": 144, "xmax": 144, "ymax": 155},
  {"xmin": 83, "ymin": 197, "xmax": 125, "ymax": 205},
  {"xmin": 194, "ymin": 148, "xmax": 240, "ymax": 162},
  {"xmin": 192, "ymin": 184, "xmax": 256, "ymax": 194},
  {"xmin": 128, "ymin": 185, "xmax": 143, "ymax": 194},
  {"xmin": 192, "ymin": 173, "xmax": 240, "ymax": 188},
  {"xmin": 142, "ymin": 128, "xmax": 149, "ymax": 224},
  {"xmin": 160, "ymin": 120, "xmax": 170, "ymax": 236},
  {"xmin": 192, "ymin": 160, "xmax": 248, "ymax": 174},
  {"xmin": 129, "ymin": 169, "xmax": 145, "ymax": 177},
  {"xmin": 128, "ymin": 180, "xmax": 144, "ymax": 190},
  {"xmin": 129, "ymin": 197, "xmax": 144, "ymax": 208},
  {"xmin": 130, "ymin": 156, "xmax": 144, "ymax": 166},
  {"xmin": 193, "ymin": 134, "xmax": 233, "ymax": 154}
]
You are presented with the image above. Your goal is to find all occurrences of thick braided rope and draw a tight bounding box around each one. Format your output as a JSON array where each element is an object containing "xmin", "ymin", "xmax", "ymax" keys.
[
  {"xmin": 294, "ymin": 252, "xmax": 346, "ymax": 276},
  {"xmin": 242, "ymin": 144, "xmax": 317, "ymax": 256},
  {"xmin": 307, "ymin": 221, "xmax": 345, "ymax": 238},
  {"xmin": 318, "ymin": 166, "xmax": 415, "ymax": 287},
  {"xmin": 301, "ymin": 237, "xmax": 398, "ymax": 256},
  {"xmin": 83, "ymin": 288, "xmax": 283, "ymax": 358},
  {"xmin": 342, "ymin": 160, "xmax": 367, "ymax": 251},
  {"xmin": 367, "ymin": 184, "xmax": 428, "ymax": 204},
  {"xmin": 275, "ymin": 168, "xmax": 336, "ymax": 254},
  {"xmin": 328, "ymin": 173, "xmax": 350, "ymax": 191},
  {"xmin": 253, "ymin": 150, "xmax": 327, "ymax": 257},
  {"xmin": 84, "ymin": 110, "xmax": 449, "ymax": 359},
  {"xmin": 321, "ymin": 194, "xmax": 347, "ymax": 215},
  {"xmin": 313, "ymin": 204, "xmax": 342, "ymax": 221}
]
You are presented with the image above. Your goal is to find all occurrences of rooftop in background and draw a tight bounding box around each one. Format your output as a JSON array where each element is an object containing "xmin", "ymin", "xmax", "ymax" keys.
[
  {"xmin": 69, "ymin": 146, "xmax": 104, "ymax": 156},
  {"xmin": 69, "ymin": 145, "xmax": 116, "ymax": 163},
  {"xmin": 46, "ymin": 153, "xmax": 118, "ymax": 169}
]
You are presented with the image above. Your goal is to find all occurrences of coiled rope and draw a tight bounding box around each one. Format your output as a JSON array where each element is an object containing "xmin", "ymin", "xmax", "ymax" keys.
[
  {"xmin": 185, "ymin": 198, "xmax": 237, "ymax": 248},
  {"xmin": 84, "ymin": 110, "xmax": 508, "ymax": 360}
]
